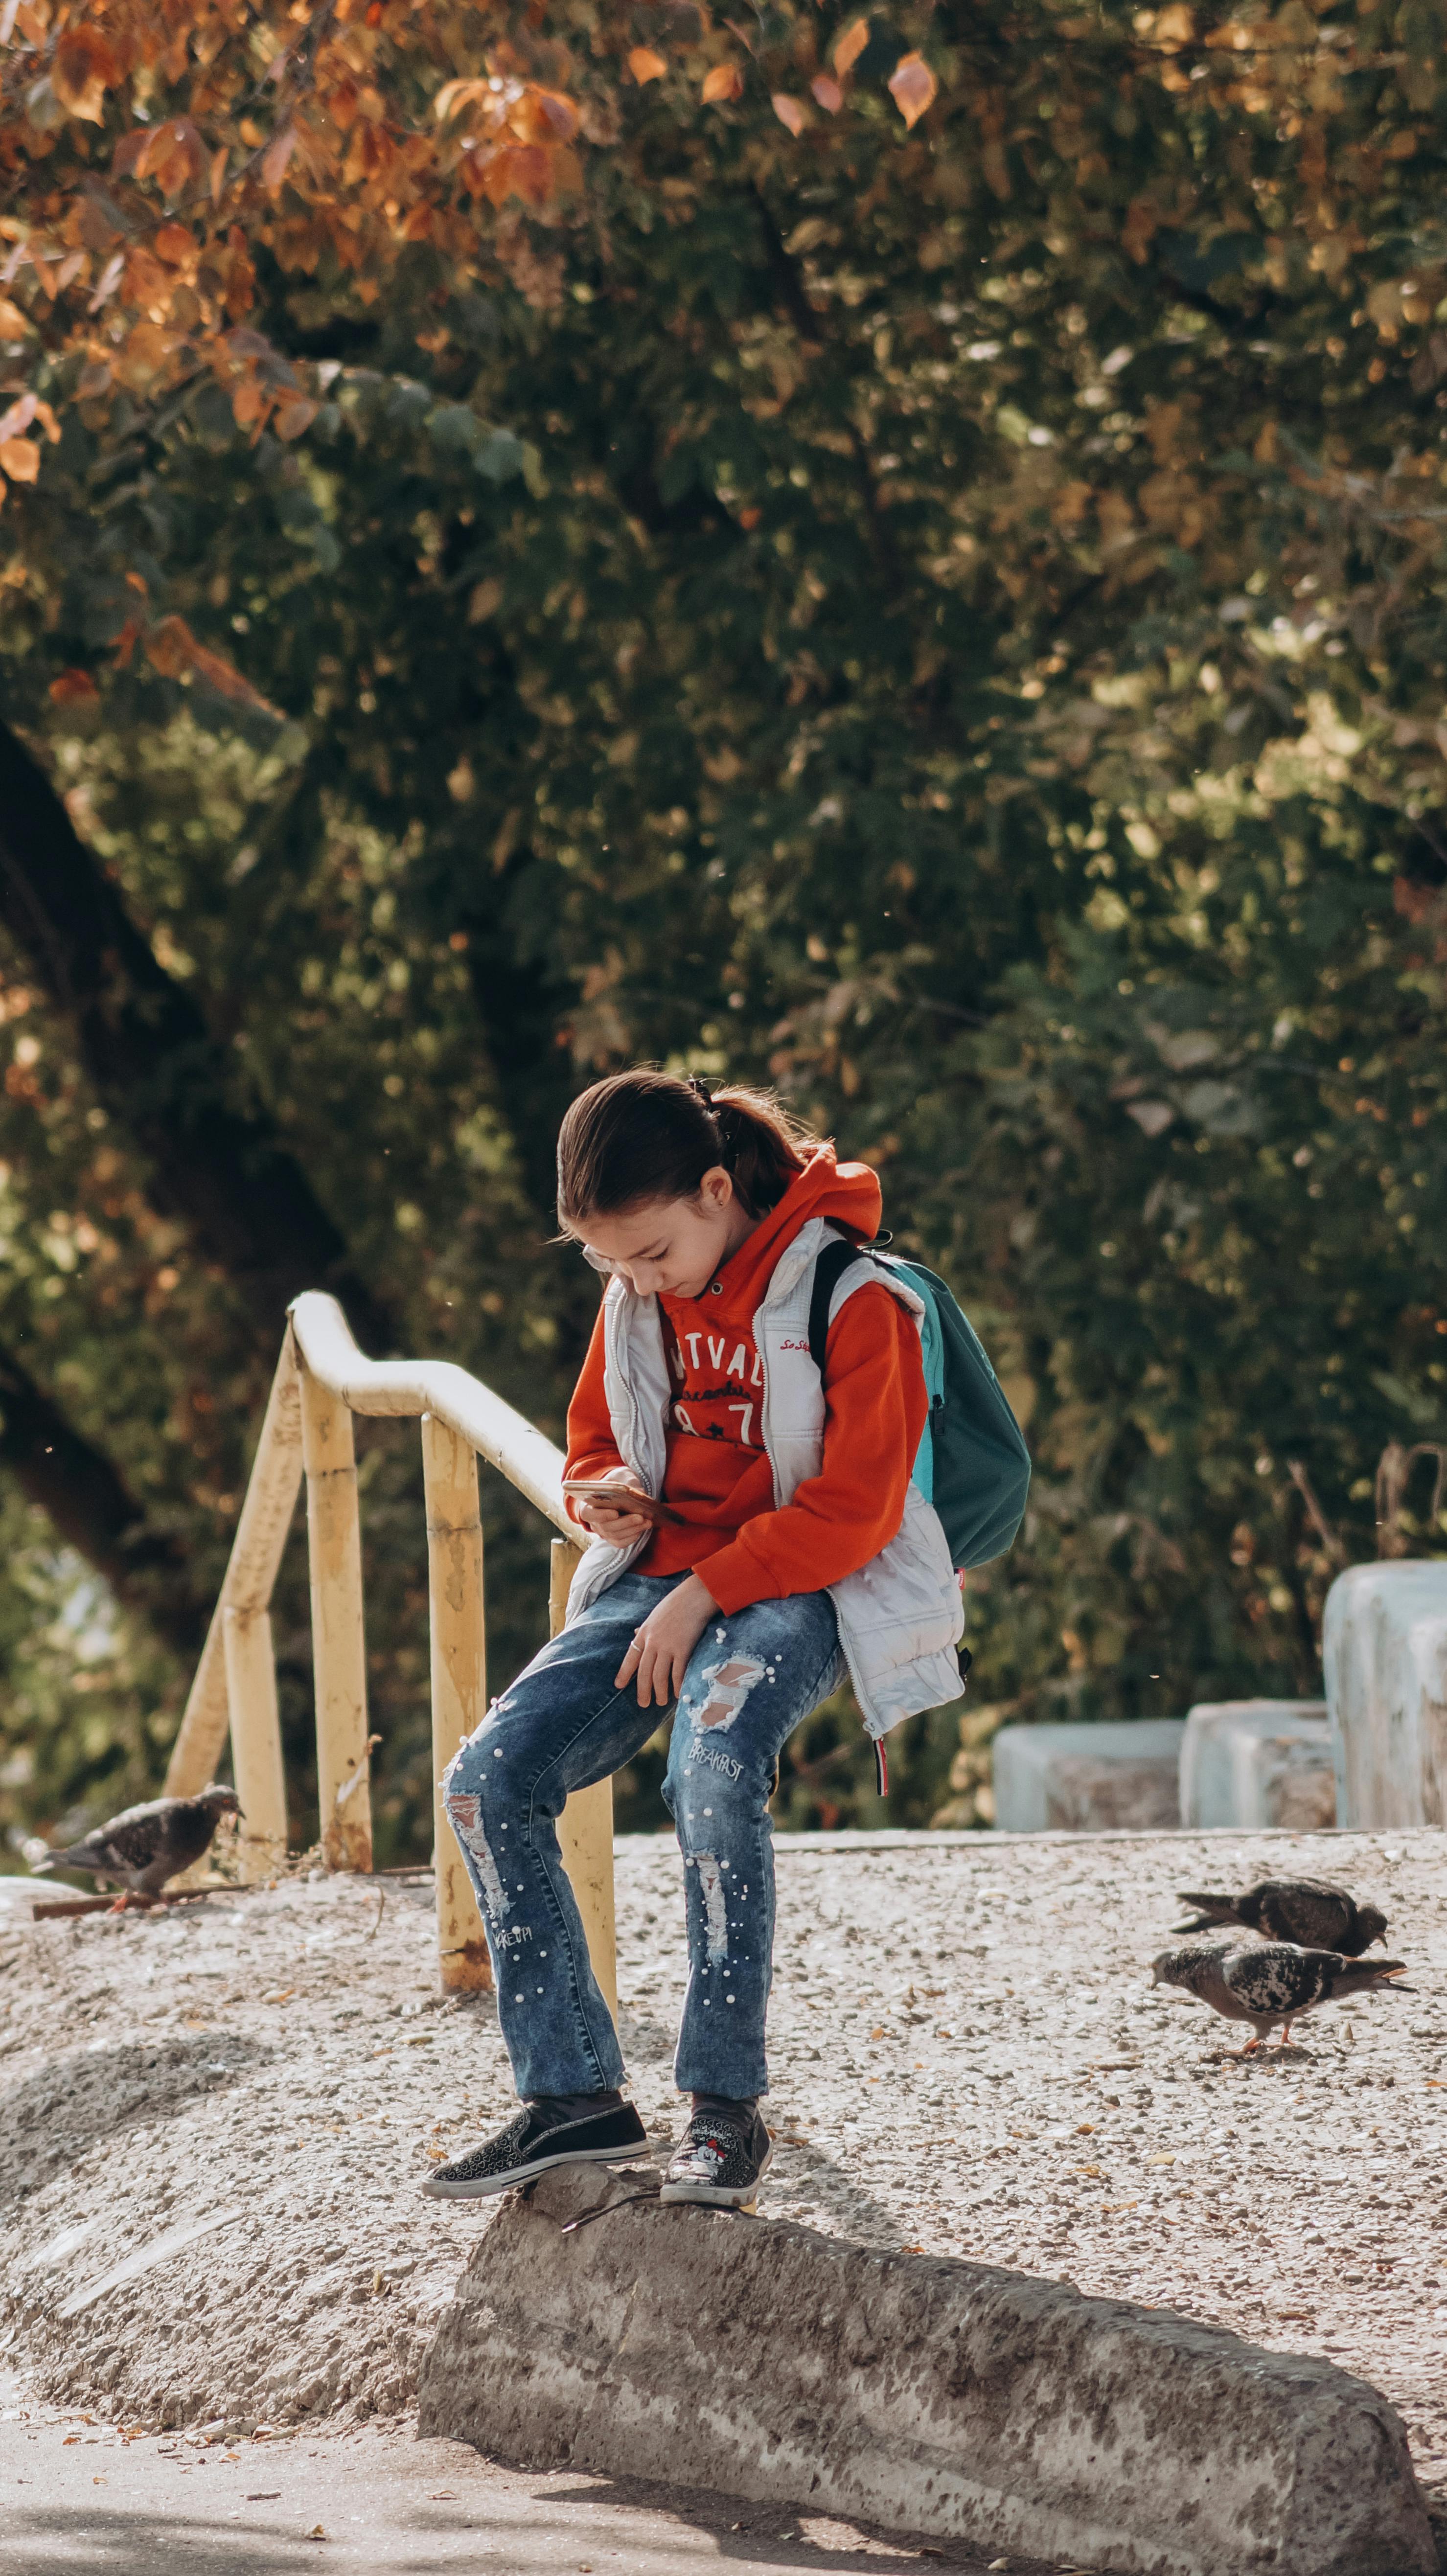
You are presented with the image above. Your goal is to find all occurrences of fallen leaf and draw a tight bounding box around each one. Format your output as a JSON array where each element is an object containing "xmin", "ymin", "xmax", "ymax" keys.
[
  {"xmin": 834, "ymin": 17, "xmax": 870, "ymax": 74},
  {"xmin": 771, "ymin": 93, "xmax": 805, "ymax": 135},
  {"xmin": 306, "ymin": 2528, "xmax": 327, "ymax": 2542},
  {"xmin": 811, "ymin": 74, "xmax": 843, "ymax": 111},
  {"xmin": 888, "ymin": 50, "xmax": 937, "ymax": 128},
  {"xmin": 702, "ymin": 63, "xmax": 743, "ymax": 104},
  {"xmin": 1148, "ymin": 2153, "xmax": 1175, "ymax": 2167},
  {"xmin": 0, "ymin": 300, "xmax": 33, "ymax": 341},
  {"xmin": 0, "ymin": 436, "xmax": 40, "ymax": 482},
  {"xmin": 628, "ymin": 46, "xmax": 666, "ymax": 84},
  {"xmin": 263, "ymin": 1989, "xmax": 296, "ymax": 2004},
  {"xmin": 870, "ymin": 2025, "xmax": 885, "ymax": 2040}
]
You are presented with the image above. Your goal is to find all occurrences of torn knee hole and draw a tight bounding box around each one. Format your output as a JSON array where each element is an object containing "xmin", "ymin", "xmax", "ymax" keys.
[{"xmin": 688, "ymin": 1652, "xmax": 766, "ymax": 1732}]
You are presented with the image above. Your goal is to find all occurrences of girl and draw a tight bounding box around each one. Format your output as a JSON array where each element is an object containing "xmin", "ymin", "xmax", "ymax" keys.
[{"xmin": 425, "ymin": 1070, "xmax": 965, "ymax": 2208}]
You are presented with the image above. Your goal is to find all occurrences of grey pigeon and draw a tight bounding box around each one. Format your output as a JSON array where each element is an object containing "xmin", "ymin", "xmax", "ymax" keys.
[
  {"xmin": 1172, "ymin": 1876, "xmax": 1388, "ymax": 1955},
  {"xmin": 28, "ymin": 1785, "xmax": 242, "ymax": 1909},
  {"xmin": 1152, "ymin": 1934, "xmax": 1408, "ymax": 2052}
]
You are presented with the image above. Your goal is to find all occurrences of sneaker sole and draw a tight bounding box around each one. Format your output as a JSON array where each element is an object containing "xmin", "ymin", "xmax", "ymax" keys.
[
  {"xmin": 659, "ymin": 2146, "xmax": 773, "ymax": 2209},
  {"xmin": 422, "ymin": 2141, "xmax": 645, "ymax": 2202}
]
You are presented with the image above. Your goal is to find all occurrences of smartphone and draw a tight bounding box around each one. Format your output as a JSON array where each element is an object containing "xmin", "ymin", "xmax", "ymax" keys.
[{"xmin": 562, "ymin": 1478, "xmax": 684, "ymax": 1528}]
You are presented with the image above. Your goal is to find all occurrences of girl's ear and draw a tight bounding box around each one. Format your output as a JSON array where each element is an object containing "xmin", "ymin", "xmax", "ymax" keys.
[{"xmin": 698, "ymin": 1163, "xmax": 734, "ymax": 1211}]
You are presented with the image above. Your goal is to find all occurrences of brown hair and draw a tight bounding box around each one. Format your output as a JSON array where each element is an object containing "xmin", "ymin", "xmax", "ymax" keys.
[{"xmin": 557, "ymin": 1070, "xmax": 820, "ymax": 1227}]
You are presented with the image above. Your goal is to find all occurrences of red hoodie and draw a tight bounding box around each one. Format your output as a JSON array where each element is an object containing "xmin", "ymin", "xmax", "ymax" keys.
[{"xmin": 564, "ymin": 1146, "xmax": 928, "ymax": 1614}]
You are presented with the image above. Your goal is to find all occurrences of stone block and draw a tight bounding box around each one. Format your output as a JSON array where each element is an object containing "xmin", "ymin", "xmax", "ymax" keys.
[
  {"xmin": 992, "ymin": 1719, "xmax": 1184, "ymax": 1832},
  {"xmin": 1178, "ymin": 1699, "xmax": 1334, "ymax": 1831},
  {"xmin": 418, "ymin": 2164, "xmax": 1434, "ymax": 2576},
  {"xmin": 1325, "ymin": 1558, "xmax": 1447, "ymax": 1827}
]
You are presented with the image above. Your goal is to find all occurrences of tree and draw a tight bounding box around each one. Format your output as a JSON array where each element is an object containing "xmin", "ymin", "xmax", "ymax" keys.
[{"xmin": 0, "ymin": 0, "xmax": 1444, "ymax": 1852}]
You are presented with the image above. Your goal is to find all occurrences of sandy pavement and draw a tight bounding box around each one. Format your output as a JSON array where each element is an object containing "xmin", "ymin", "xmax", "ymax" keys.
[{"xmin": 1, "ymin": 1825, "xmax": 1444, "ymax": 2553}]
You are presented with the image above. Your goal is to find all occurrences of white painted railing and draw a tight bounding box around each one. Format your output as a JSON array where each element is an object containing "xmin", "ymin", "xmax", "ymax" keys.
[{"xmin": 163, "ymin": 1292, "xmax": 616, "ymax": 2005}]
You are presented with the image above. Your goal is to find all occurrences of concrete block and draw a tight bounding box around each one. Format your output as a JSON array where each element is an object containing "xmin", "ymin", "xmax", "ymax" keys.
[
  {"xmin": 992, "ymin": 1720, "xmax": 1184, "ymax": 1832},
  {"xmin": 1179, "ymin": 1700, "xmax": 1334, "ymax": 1831},
  {"xmin": 1325, "ymin": 1559, "xmax": 1447, "ymax": 1827},
  {"xmin": 418, "ymin": 2165, "xmax": 1433, "ymax": 2576}
]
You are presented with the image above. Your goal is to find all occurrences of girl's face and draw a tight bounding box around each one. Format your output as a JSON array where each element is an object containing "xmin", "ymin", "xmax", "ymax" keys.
[{"xmin": 574, "ymin": 1166, "xmax": 754, "ymax": 1299}]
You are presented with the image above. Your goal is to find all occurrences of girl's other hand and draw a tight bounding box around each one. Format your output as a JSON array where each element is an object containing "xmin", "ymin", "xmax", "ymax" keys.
[
  {"xmin": 616, "ymin": 1573, "xmax": 717, "ymax": 1708},
  {"xmin": 576, "ymin": 1464, "xmax": 652, "ymax": 1545}
]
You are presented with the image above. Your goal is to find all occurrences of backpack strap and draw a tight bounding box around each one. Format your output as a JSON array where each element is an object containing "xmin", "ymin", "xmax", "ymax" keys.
[{"xmin": 806, "ymin": 1238, "xmax": 869, "ymax": 1375}]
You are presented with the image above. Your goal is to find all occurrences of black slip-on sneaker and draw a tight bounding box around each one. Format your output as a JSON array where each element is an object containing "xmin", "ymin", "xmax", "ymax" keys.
[
  {"xmin": 659, "ymin": 2106, "xmax": 772, "ymax": 2208},
  {"xmin": 422, "ymin": 2099, "xmax": 648, "ymax": 2200}
]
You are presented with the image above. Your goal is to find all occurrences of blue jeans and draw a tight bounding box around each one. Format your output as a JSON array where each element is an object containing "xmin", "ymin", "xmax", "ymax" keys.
[{"xmin": 441, "ymin": 1572, "xmax": 846, "ymax": 2101}]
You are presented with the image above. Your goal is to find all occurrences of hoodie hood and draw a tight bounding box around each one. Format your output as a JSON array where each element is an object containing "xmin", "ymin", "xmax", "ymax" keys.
[{"xmin": 665, "ymin": 1144, "xmax": 880, "ymax": 1329}]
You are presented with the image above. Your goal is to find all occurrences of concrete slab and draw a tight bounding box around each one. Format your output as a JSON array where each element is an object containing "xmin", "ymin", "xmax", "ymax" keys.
[
  {"xmin": 1324, "ymin": 1560, "xmax": 1447, "ymax": 1826},
  {"xmin": 992, "ymin": 1719, "xmax": 1184, "ymax": 1832},
  {"xmin": 419, "ymin": 2164, "xmax": 1434, "ymax": 2576},
  {"xmin": 1178, "ymin": 1700, "xmax": 1334, "ymax": 1830},
  {"xmin": 0, "ymin": 2371, "xmax": 1000, "ymax": 2576}
]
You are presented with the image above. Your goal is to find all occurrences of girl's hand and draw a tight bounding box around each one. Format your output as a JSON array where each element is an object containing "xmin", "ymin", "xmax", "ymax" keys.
[
  {"xmin": 576, "ymin": 1465, "xmax": 652, "ymax": 1546},
  {"xmin": 616, "ymin": 1573, "xmax": 718, "ymax": 1709}
]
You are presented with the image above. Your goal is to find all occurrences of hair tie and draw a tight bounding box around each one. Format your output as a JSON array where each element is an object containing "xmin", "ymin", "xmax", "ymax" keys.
[{"xmin": 688, "ymin": 1075, "xmax": 715, "ymax": 1109}]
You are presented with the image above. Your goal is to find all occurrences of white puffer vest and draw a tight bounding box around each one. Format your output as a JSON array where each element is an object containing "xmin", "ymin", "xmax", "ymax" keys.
[{"xmin": 566, "ymin": 1217, "xmax": 966, "ymax": 1739}]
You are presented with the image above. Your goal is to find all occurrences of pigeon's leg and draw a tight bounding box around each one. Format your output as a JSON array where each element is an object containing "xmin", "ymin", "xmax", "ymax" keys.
[
  {"xmin": 1276, "ymin": 2018, "xmax": 1294, "ymax": 2049},
  {"xmin": 1236, "ymin": 2036, "xmax": 1261, "ymax": 2056},
  {"xmin": 106, "ymin": 1891, "xmax": 134, "ymax": 1915}
]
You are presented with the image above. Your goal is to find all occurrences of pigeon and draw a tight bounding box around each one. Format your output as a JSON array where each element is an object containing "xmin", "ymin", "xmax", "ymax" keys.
[
  {"xmin": 27, "ymin": 1785, "xmax": 242, "ymax": 1910},
  {"xmin": 1151, "ymin": 1933, "xmax": 1409, "ymax": 2052},
  {"xmin": 1172, "ymin": 1876, "xmax": 1388, "ymax": 1956}
]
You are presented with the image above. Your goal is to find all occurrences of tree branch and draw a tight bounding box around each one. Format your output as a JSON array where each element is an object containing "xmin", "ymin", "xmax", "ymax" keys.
[
  {"xmin": 0, "ymin": 714, "xmax": 397, "ymax": 1355},
  {"xmin": 0, "ymin": 1331, "xmax": 206, "ymax": 1654}
]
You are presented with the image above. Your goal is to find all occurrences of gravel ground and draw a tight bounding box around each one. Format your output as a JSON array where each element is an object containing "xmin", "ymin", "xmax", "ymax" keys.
[{"xmin": 1, "ymin": 1826, "xmax": 1444, "ymax": 2537}]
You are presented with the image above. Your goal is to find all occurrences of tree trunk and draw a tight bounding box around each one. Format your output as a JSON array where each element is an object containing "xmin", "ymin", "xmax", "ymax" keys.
[
  {"xmin": 0, "ymin": 1332, "xmax": 207, "ymax": 1655},
  {"xmin": 0, "ymin": 715, "xmax": 396, "ymax": 1356}
]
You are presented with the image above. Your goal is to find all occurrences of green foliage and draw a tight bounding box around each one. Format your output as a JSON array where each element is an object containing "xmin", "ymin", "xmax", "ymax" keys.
[{"xmin": 1, "ymin": 0, "xmax": 1446, "ymax": 1852}]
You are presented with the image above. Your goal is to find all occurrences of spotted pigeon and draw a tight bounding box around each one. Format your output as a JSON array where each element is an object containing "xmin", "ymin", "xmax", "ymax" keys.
[
  {"xmin": 1172, "ymin": 1876, "xmax": 1388, "ymax": 1955},
  {"xmin": 1151, "ymin": 1933, "xmax": 1408, "ymax": 2051},
  {"xmin": 28, "ymin": 1785, "xmax": 242, "ymax": 1908}
]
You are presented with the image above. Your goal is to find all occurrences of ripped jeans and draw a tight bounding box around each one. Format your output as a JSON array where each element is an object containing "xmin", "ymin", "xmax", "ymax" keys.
[{"xmin": 440, "ymin": 1572, "xmax": 845, "ymax": 2101}]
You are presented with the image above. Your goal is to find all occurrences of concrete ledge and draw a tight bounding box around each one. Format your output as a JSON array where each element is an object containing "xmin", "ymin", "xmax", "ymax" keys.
[
  {"xmin": 1326, "ymin": 1559, "xmax": 1447, "ymax": 1827},
  {"xmin": 993, "ymin": 1720, "xmax": 1185, "ymax": 1832},
  {"xmin": 1179, "ymin": 1700, "xmax": 1334, "ymax": 1830},
  {"xmin": 417, "ymin": 2166, "xmax": 1433, "ymax": 2576}
]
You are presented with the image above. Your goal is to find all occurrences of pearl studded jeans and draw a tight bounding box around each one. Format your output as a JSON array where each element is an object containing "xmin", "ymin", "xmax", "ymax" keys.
[{"xmin": 440, "ymin": 1571, "xmax": 846, "ymax": 2101}]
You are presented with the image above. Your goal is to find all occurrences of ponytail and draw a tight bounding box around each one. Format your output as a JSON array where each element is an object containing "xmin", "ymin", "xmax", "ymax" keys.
[{"xmin": 557, "ymin": 1069, "xmax": 820, "ymax": 1227}]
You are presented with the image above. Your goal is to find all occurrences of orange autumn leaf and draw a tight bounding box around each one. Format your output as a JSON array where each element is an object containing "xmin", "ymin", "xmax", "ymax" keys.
[
  {"xmin": 261, "ymin": 125, "xmax": 298, "ymax": 196},
  {"xmin": 142, "ymin": 616, "xmax": 281, "ymax": 715},
  {"xmin": 811, "ymin": 73, "xmax": 843, "ymax": 112},
  {"xmin": 0, "ymin": 300, "xmax": 33, "ymax": 341},
  {"xmin": 888, "ymin": 51, "xmax": 937, "ymax": 128},
  {"xmin": 49, "ymin": 669, "xmax": 101, "ymax": 706},
  {"xmin": 833, "ymin": 17, "xmax": 870, "ymax": 75},
  {"xmin": 628, "ymin": 47, "xmax": 667, "ymax": 85},
  {"xmin": 52, "ymin": 27, "xmax": 120, "ymax": 123},
  {"xmin": 152, "ymin": 226, "xmax": 197, "ymax": 269},
  {"xmin": 0, "ymin": 437, "xmax": 40, "ymax": 483},
  {"xmin": 772, "ymin": 93, "xmax": 806, "ymax": 136},
  {"xmin": 702, "ymin": 63, "xmax": 744, "ymax": 104},
  {"xmin": 274, "ymin": 397, "xmax": 319, "ymax": 441}
]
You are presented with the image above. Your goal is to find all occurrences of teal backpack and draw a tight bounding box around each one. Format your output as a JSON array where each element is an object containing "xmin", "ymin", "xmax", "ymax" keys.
[{"xmin": 806, "ymin": 1237, "xmax": 1031, "ymax": 1571}]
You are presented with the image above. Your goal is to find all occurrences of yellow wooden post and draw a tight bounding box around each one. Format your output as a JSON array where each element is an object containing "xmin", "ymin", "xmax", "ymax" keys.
[
  {"xmin": 300, "ymin": 1370, "xmax": 373, "ymax": 1871},
  {"xmin": 551, "ymin": 1537, "xmax": 618, "ymax": 2015},
  {"xmin": 165, "ymin": 1327, "xmax": 305, "ymax": 1801},
  {"xmin": 421, "ymin": 1413, "xmax": 492, "ymax": 1993},
  {"xmin": 222, "ymin": 1604, "xmax": 288, "ymax": 1879}
]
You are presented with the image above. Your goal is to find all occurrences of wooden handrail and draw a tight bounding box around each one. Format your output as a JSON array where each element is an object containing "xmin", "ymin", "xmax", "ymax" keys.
[
  {"xmin": 291, "ymin": 1292, "xmax": 574, "ymax": 1537},
  {"xmin": 162, "ymin": 1297, "xmax": 614, "ymax": 2005}
]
